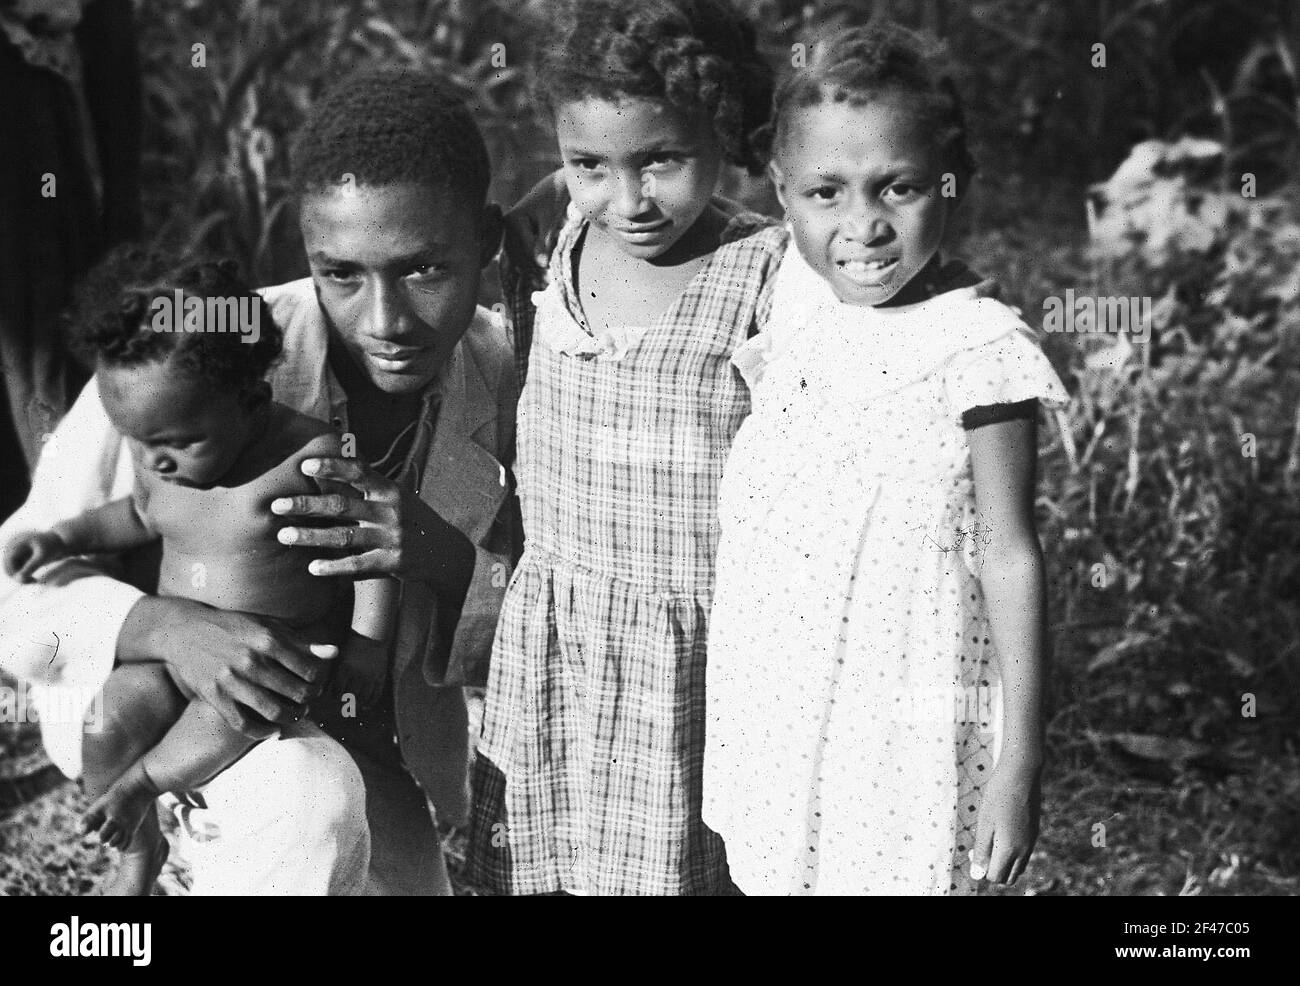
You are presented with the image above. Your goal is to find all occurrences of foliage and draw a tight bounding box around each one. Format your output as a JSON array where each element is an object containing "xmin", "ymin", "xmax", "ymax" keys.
[
  {"xmin": 137, "ymin": 0, "xmax": 547, "ymax": 284},
  {"xmin": 968, "ymin": 181, "xmax": 1300, "ymax": 791}
]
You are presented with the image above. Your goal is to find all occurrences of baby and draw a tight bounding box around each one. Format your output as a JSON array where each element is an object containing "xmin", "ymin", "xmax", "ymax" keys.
[{"xmin": 2, "ymin": 252, "xmax": 393, "ymax": 895}]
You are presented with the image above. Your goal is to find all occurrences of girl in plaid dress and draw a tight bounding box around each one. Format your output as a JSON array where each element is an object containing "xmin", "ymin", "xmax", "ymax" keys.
[
  {"xmin": 704, "ymin": 25, "xmax": 1064, "ymax": 895},
  {"xmin": 467, "ymin": 0, "xmax": 782, "ymax": 894}
]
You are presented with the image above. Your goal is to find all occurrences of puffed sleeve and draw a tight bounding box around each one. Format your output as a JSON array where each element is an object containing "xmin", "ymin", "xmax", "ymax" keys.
[{"xmin": 942, "ymin": 327, "xmax": 1069, "ymax": 425}]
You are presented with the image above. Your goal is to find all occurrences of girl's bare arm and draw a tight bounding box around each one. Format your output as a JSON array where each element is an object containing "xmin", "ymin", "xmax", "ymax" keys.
[{"xmin": 967, "ymin": 413, "xmax": 1046, "ymax": 883}]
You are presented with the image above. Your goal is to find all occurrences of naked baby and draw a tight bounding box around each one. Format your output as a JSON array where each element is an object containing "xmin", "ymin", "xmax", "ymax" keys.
[{"xmin": 2, "ymin": 252, "xmax": 393, "ymax": 895}]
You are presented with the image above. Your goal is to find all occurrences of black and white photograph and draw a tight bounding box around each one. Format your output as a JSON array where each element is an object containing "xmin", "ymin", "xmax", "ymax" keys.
[{"xmin": 0, "ymin": 0, "xmax": 1294, "ymax": 933}]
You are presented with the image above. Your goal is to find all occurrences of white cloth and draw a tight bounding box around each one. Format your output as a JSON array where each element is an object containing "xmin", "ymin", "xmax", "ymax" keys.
[
  {"xmin": 703, "ymin": 242, "xmax": 1067, "ymax": 895},
  {"xmin": 171, "ymin": 720, "xmax": 371, "ymax": 896},
  {"xmin": 0, "ymin": 279, "xmax": 474, "ymax": 895}
]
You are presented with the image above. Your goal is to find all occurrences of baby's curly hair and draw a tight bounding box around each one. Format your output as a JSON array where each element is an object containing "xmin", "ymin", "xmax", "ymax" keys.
[
  {"xmin": 532, "ymin": 0, "xmax": 773, "ymax": 175},
  {"xmin": 69, "ymin": 246, "xmax": 282, "ymax": 406},
  {"xmin": 290, "ymin": 66, "xmax": 491, "ymax": 203},
  {"xmin": 769, "ymin": 22, "xmax": 976, "ymax": 192}
]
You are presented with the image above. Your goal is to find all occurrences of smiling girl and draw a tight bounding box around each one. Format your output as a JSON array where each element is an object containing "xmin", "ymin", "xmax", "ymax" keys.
[
  {"xmin": 467, "ymin": 0, "xmax": 781, "ymax": 895},
  {"xmin": 703, "ymin": 23, "xmax": 1068, "ymax": 895}
]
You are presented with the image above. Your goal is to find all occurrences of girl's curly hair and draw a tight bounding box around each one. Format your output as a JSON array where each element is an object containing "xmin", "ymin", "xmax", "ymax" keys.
[
  {"xmin": 68, "ymin": 246, "xmax": 282, "ymax": 406},
  {"xmin": 531, "ymin": 0, "xmax": 773, "ymax": 174},
  {"xmin": 766, "ymin": 22, "xmax": 977, "ymax": 193}
]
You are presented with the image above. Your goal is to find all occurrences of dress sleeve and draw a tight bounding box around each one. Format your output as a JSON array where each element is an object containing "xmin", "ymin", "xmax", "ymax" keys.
[
  {"xmin": 729, "ymin": 226, "xmax": 791, "ymax": 385},
  {"xmin": 942, "ymin": 329, "xmax": 1068, "ymax": 425},
  {"xmin": 961, "ymin": 397, "xmax": 1039, "ymax": 430}
]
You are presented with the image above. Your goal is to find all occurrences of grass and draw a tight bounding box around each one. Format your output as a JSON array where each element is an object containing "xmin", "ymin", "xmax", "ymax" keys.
[{"xmin": 6, "ymin": 676, "xmax": 1297, "ymax": 895}]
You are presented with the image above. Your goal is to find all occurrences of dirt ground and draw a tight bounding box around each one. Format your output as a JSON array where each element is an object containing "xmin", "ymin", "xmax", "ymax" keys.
[{"xmin": 3, "ymin": 673, "xmax": 1296, "ymax": 896}]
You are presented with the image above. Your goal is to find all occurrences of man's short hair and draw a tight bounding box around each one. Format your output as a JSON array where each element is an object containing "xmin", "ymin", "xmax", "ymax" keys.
[{"xmin": 290, "ymin": 66, "xmax": 491, "ymax": 204}]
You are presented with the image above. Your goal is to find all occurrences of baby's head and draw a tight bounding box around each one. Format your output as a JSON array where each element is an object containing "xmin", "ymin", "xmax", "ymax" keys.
[
  {"xmin": 533, "ymin": 0, "xmax": 771, "ymax": 258},
  {"xmin": 71, "ymin": 250, "xmax": 283, "ymax": 488},
  {"xmin": 291, "ymin": 66, "xmax": 500, "ymax": 396},
  {"xmin": 769, "ymin": 23, "xmax": 975, "ymax": 306}
]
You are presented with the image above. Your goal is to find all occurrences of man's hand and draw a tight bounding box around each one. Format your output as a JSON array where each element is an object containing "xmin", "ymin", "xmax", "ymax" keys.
[
  {"xmin": 271, "ymin": 456, "xmax": 464, "ymax": 584},
  {"xmin": 118, "ymin": 596, "xmax": 337, "ymax": 738}
]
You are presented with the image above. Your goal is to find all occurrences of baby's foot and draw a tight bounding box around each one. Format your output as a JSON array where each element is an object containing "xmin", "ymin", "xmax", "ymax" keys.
[
  {"xmin": 83, "ymin": 761, "xmax": 159, "ymax": 850},
  {"xmin": 94, "ymin": 831, "xmax": 169, "ymax": 897}
]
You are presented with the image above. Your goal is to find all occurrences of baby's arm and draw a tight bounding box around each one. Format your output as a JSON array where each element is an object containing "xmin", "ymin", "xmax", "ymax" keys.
[
  {"xmin": 335, "ymin": 577, "xmax": 398, "ymax": 707},
  {"xmin": 298, "ymin": 428, "xmax": 397, "ymax": 707},
  {"xmin": 967, "ymin": 415, "xmax": 1046, "ymax": 886},
  {"xmin": 3, "ymin": 495, "xmax": 156, "ymax": 582}
]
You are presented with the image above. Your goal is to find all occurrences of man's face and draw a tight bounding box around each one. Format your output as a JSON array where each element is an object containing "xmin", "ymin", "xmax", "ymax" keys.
[
  {"xmin": 773, "ymin": 93, "xmax": 949, "ymax": 307},
  {"xmin": 299, "ymin": 182, "xmax": 499, "ymax": 394},
  {"xmin": 556, "ymin": 97, "xmax": 723, "ymax": 260},
  {"xmin": 99, "ymin": 356, "xmax": 253, "ymax": 488}
]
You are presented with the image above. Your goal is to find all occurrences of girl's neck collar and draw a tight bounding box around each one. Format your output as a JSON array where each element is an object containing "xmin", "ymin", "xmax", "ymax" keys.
[{"xmin": 874, "ymin": 254, "xmax": 956, "ymax": 308}]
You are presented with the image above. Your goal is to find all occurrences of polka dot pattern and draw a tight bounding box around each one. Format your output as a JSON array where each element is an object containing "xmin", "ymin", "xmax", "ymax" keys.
[{"xmin": 703, "ymin": 246, "xmax": 1066, "ymax": 896}]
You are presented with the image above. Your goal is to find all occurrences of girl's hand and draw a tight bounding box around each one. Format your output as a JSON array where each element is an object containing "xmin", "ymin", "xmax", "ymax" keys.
[
  {"xmin": 970, "ymin": 757, "xmax": 1041, "ymax": 886},
  {"xmin": 3, "ymin": 531, "xmax": 71, "ymax": 582},
  {"xmin": 502, "ymin": 169, "xmax": 570, "ymax": 292}
]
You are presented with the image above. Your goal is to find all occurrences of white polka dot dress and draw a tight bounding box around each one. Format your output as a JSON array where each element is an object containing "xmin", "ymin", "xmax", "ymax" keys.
[{"xmin": 703, "ymin": 240, "xmax": 1067, "ymax": 896}]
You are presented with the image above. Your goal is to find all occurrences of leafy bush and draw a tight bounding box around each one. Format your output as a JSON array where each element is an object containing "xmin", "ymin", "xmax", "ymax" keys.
[
  {"xmin": 969, "ymin": 182, "xmax": 1300, "ymax": 783},
  {"xmin": 137, "ymin": 0, "xmax": 547, "ymax": 284}
]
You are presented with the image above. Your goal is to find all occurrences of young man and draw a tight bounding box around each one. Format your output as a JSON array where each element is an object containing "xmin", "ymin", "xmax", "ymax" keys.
[{"xmin": 0, "ymin": 67, "xmax": 519, "ymax": 895}]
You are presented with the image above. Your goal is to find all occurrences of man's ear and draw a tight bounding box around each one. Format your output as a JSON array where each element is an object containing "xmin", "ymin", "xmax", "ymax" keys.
[
  {"xmin": 479, "ymin": 203, "xmax": 504, "ymax": 269},
  {"xmin": 768, "ymin": 160, "xmax": 789, "ymax": 213}
]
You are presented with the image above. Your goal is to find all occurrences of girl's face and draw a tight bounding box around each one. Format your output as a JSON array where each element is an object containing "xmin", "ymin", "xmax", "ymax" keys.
[
  {"xmin": 99, "ymin": 355, "xmax": 258, "ymax": 488},
  {"xmin": 555, "ymin": 97, "xmax": 723, "ymax": 260},
  {"xmin": 772, "ymin": 91, "xmax": 950, "ymax": 307}
]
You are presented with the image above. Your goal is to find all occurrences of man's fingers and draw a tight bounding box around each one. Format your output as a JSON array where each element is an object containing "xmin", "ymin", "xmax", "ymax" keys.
[
  {"xmin": 239, "ymin": 656, "xmax": 314, "ymax": 705},
  {"xmin": 299, "ymin": 456, "xmax": 397, "ymax": 498},
  {"xmin": 301, "ymin": 457, "xmax": 402, "ymax": 508},
  {"xmin": 250, "ymin": 630, "xmax": 330, "ymax": 684},
  {"xmin": 271, "ymin": 493, "xmax": 386, "ymax": 524},
  {"xmin": 219, "ymin": 675, "xmax": 298, "ymax": 732},
  {"xmin": 277, "ymin": 522, "xmax": 383, "ymax": 551},
  {"xmin": 306, "ymin": 549, "xmax": 394, "ymax": 578},
  {"xmin": 205, "ymin": 689, "xmax": 274, "ymax": 738}
]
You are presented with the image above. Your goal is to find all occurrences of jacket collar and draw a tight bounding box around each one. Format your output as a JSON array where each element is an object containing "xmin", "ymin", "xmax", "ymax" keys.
[
  {"xmin": 260, "ymin": 279, "xmax": 508, "ymax": 549},
  {"xmin": 413, "ymin": 309, "xmax": 510, "ymax": 549}
]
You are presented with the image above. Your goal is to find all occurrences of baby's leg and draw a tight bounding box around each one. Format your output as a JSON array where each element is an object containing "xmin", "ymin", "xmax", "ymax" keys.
[
  {"xmin": 81, "ymin": 663, "xmax": 186, "ymax": 895},
  {"xmin": 87, "ymin": 694, "xmax": 260, "ymax": 854}
]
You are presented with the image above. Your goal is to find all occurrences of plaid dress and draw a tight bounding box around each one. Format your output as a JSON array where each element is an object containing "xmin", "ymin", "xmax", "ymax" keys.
[{"xmin": 467, "ymin": 212, "xmax": 786, "ymax": 895}]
